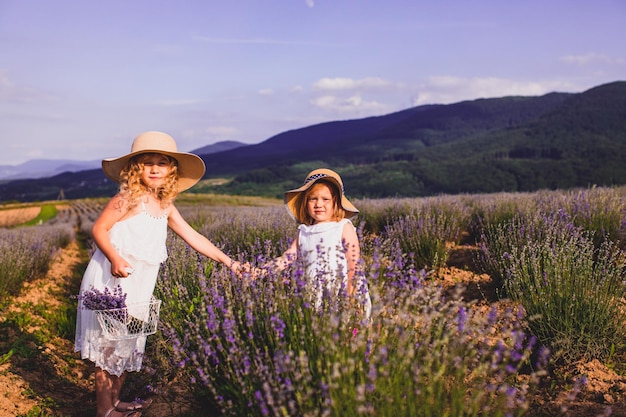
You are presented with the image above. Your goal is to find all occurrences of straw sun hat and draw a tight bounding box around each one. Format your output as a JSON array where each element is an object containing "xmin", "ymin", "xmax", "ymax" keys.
[
  {"xmin": 102, "ymin": 131, "xmax": 206, "ymax": 192},
  {"xmin": 284, "ymin": 168, "xmax": 359, "ymax": 223}
]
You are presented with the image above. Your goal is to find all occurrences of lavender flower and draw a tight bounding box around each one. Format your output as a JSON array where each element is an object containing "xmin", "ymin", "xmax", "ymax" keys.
[{"xmin": 79, "ymin": 285, "xmax": 127, "ymax": 310}]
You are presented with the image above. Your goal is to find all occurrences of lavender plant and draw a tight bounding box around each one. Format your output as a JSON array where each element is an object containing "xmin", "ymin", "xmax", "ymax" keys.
[
  {"xmin": 465, "ymin": 191, "xmax": 538, "ymax": 243},
  {"xmin": 466, "ymin": 187, "xmax": 626, "ymax": 248},
  {"xmin": 0, "ymin": 225, "xmax": 72, "ymax": 304},
  {"xmin": 503, "ymin": 224, "xmax": 626, "ymax": 362},
  {"xmin": 156, "ymin": 239, "xmax": 546, "ymax": 416},
  {"xmin": 182, "ymin": 206, "xmax": 294, "ymax": 257},
  {"xmin": 383, "ymin": 201, "xmax": 464, "ymax": 272},
  {"xmin": 479, "ymin": 205, "xmax": 626, "ymax": 362},
  {"xmin": 478, "ymin": 209, "xmax": 576, "ymax": 292},
  {"xmin": 537, "ymin": 187, "xmax": 626, "ymax": 247},
  {"xmin": 354, "ymin": 198, "xmax": 416, "ymax": 234}
]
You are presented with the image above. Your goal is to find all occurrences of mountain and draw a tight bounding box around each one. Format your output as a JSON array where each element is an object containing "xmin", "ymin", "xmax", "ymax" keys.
[
  {"xmin": 0, "ymin": 159, "xmax": 101, "ymax": 181},
  {"xmin": 0, "ymin": 141, "xmax": 246, "ymax": 181},
  {"xmin": 0, "ymin": 81, "xmax": 624, "ymax": 203},
  {"xmin": 197, "ymin": 91, "xmax": 572, "ymax": 176},
  {"xmin": 194, "ymin": 81, "xmax": 626, "ymax": 197},
  {"xmin": 190, "ymin": 140, "xmax": 246, "ymax": 155}
]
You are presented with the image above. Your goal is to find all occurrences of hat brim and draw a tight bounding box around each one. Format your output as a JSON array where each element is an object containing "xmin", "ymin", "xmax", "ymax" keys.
[
  {"xmin": 284, "ymin": 176, "xmax": 358, "ymax": 223},
  {"xmin": 102, "ymin": 149, "xmax": 206, "ymax": 192}
]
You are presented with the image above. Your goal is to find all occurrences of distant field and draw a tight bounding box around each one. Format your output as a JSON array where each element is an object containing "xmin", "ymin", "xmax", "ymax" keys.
[
  {"xmin": 0, "ymin": 203, "xmax": 74, "ymax": 227},
  {"xmin": 0, "ymin": 193, "xmax": 280, "ymax": 229},
  {"xmin": 0, "ymin": 206, "xmax": 41, "ymax": 227}
]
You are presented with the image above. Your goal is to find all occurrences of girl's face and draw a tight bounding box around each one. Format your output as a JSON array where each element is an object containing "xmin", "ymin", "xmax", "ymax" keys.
[
  {"xmin": 306, "ymin": 182, "xmax": 336, "ymax": 224},
  {"xmin": 139, "ymin": 153, "xmax": 172, "ymax": 189}
]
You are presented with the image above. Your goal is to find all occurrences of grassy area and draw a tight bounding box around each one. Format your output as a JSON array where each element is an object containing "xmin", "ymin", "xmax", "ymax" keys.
[{"xmin": 23, "ymin": 204, "xmax": 58, "ymax": 226}]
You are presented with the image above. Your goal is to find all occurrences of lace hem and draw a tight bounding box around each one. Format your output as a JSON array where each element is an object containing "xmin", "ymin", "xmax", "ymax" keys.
[{"xmin": 75, "ymin": 334, "xmax": 146, "ymax": 377}]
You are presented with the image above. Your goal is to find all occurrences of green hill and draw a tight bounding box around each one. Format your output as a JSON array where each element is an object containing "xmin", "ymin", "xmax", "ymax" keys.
[
  {"xmin": 1, "ymin": 81, "xmax": 624, "ymax": 202},
  {"xmin": 197, "ymin": 81, "xmax": 625, "ymax": 198}
]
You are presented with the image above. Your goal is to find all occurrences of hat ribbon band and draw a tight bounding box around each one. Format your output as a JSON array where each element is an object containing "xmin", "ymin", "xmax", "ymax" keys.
[{"xmin": 303, "ymin": 173, "xmax": 345, "ymax": 194}]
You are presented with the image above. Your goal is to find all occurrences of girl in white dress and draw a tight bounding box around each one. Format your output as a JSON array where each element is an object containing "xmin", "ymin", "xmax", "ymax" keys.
[
  {"xmin": 275, "ymin": 168, "xmax": 371, "ymax": 318},
  {"xmin": 74, "ymin": 131, "xmax": 244, "ymax": 417}
]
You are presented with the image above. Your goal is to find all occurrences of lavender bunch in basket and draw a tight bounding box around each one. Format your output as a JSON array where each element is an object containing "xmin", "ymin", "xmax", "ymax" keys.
[{"xmin": 79, "ymin": 285, "xmax": 127, "ymax": 311}]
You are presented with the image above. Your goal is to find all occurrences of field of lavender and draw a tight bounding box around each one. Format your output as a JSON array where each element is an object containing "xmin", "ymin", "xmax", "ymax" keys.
[
  {"xmin": 2, "ymin": 187, "xmax": 626, "ymax": 416},
  {"xmin": 146, "ymin": 186, "xmax": 626, "ymax": 416}
]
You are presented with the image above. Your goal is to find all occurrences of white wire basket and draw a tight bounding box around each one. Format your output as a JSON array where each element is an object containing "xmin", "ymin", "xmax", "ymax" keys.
[{"xmin": 95, "ymin": 298, "xmax": 162, "ymax": 341}]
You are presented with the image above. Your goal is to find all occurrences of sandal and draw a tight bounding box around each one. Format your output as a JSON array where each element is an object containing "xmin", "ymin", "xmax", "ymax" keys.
[
  {"xmin": 114, "ymin": 398, "xmax": 153, "ymax": 412},
  {"xmin": 103, "ymin": 407, "xmax": 142, "ymax": 417}
]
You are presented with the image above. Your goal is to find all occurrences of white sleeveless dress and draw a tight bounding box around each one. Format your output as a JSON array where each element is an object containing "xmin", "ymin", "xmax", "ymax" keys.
[
  {"xmin": 74, "ymin": 203, "xmax": 168, "ymax": 376},
  {"xmin": 298, "ymin": 218, "xmax": 371, "ymax": 318}
]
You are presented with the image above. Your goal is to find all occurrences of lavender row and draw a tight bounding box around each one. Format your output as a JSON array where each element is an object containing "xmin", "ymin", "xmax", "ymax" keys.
[
  {"xmin": 155, "ymin": 239, "xmax": 545, "ymax": 416},
  {"xmin": 146, "ymin": 185, "xmax": 626, "ymax": 415},
  {"xmin": 0, "ymin": 224, "xmax": 73, "ymax": 304}
]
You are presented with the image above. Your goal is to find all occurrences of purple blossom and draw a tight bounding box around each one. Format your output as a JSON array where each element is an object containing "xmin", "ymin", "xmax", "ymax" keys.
[
  {"xmin": 79, "ymin": 285, "xmax": 127, "ymax": 310},
  {"xmin": 270, "ymin": 315, "xmax": 286, "ymax": 340},
  {"xmin": 456, "ymin": 306, "xmax": 467, "ymax": 333}
]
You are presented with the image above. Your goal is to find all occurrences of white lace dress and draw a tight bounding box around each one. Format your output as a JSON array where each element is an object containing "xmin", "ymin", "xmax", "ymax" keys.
[
  {"xmin": 298, "ymin": 218, "xmax": 371, "ymax": 318},
  {"xmin": 74, "ymin": 204, "xmax": 168, "ymax": 376}
]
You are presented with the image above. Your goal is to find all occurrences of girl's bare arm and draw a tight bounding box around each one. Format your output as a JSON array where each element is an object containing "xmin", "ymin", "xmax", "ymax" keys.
[
  {"xmin": 91, "ymin": 193, "xmax": 134, "ymax": 277},
  {"xmin": 342, "ymin": 221, "xmax": 360, "ymax": 296},
  {"xmin": 273, "ymin": 236, "xmax": 298, "ymax": 271},
  {"xmin": 167, "ymin": 205, "xmax": 241, "ymax": 274}
]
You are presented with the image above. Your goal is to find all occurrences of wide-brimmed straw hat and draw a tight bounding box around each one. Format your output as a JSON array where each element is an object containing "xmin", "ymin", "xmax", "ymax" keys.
[
  {"xmin": 102, "ymin": 131, "xmax": 206, "ymax": 192},
  {"xmin": 284, "ymin": 168, "xmax": 359, "ymax": 223}
]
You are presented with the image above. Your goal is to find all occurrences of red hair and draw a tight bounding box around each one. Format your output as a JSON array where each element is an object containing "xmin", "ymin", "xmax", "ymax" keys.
[{"xmin": 294, "ymin": 179, "xmax": 347, "ymax": 225}]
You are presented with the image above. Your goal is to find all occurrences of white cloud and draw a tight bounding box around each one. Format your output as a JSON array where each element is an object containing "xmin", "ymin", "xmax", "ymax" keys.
[
  {"xmin": 0, "ymin": 70, "xmax": 53, "ymax": 103},
  {"xmin": 155, "ymin": 98, "xmax": 206, "ymax": 107},
  {"xmin": 305, "ymin": 0, "xmax": 315, "ymax": 8},
  {"xmin": 313, "ymin": 76, "xmax": 396, "ymax": 91},
  {"xmin": 310, "ymin": 94, "xmax": 386, "ymax": 114},
  {"xmin": 258, "ymin": 88, "xmax": 274, "ymax": 96},
  {"xmin": 177, "ymin": 126, "xmax": 239, "ymax": 151},
  {"xmin": 413, "ymin": 76, "xmax": 574, "ymax": 105},
  {"xmin": 192, "ymin": 35, "xmax": 327, "ymax": 47},
  {"xmin": 205, "ymin": 126, "xmax": 238, "ymax": 137},
  {"xmin": 560, "ymin": 53, "xmax": 625, "ymax": 66},
  {"xmin": 180, "ymin": 126, "xmax": 239, "ymax": 141},
  {"xmin": 308, "ymin": 77, "xmax": 403, "ymax": 118}
]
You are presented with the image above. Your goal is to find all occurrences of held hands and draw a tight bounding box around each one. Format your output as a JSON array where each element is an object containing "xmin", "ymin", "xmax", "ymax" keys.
[
  {"xmin": 248, "ymin": 266, "xmax": 268, "ymax": 281},
  {"xmin": 229, "ymin": 260, "xmax": 251, "ymax": 276},
  {"xmin": 228, "ymin": 260, "xmax": 268, "ymax": 281}
]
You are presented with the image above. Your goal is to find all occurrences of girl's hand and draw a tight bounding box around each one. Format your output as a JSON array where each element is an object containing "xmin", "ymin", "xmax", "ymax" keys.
[
  {"xmin": 111, "ymin": 258, "xmax": 134, "ymax": 278},
  {"xmin": 229, "ymin": 260, "xmax": 251, "ymax": 276},
  {"xmin": 247, "ymin": 266, "xmax": 268, "ymax": 281}
]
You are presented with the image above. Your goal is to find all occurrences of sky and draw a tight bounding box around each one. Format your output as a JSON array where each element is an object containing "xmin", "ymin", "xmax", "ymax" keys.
[{"xmin": 0, "ymin": 0, "xmax": 624, "ymax": 166}]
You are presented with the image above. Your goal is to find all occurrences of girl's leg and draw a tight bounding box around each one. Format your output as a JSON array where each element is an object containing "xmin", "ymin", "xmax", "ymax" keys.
[
  {"xmin": 95, "ymin": 367, "xmax": 114, "ymax": 416},
  {"xmin": 112, "ymin": 372, "xmax": 151, "ymax": 411},
  {"xmin": 111, "ymin": 371, "xmax": 127, "ymax": 407},
  {"xmin": 95, "ymin": 368, "xmax": 133, "ymax": 417}
]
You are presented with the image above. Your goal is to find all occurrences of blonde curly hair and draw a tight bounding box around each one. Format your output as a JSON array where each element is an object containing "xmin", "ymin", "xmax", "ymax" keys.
[{"xmin": 118, "ymin": 153, "xmax": 179, "ymax": 208}]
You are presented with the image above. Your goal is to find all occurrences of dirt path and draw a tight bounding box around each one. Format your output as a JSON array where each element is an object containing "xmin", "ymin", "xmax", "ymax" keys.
[
  {"xmin": 0, "ymin": 239, "xmax": 95, "ymax": 416},
  {"xmin": 0, "ymin": 364, "xmax": 39, "ymax": 415},
  {"xmin": 0, "ymin": 235, "xmax": 190, "ymax": 417}
]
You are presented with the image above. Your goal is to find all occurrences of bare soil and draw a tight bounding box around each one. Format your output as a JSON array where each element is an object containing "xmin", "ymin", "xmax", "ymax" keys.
[{"xmin": 1, "ymin": 234, "xmax": 626, "ymax": 415}]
